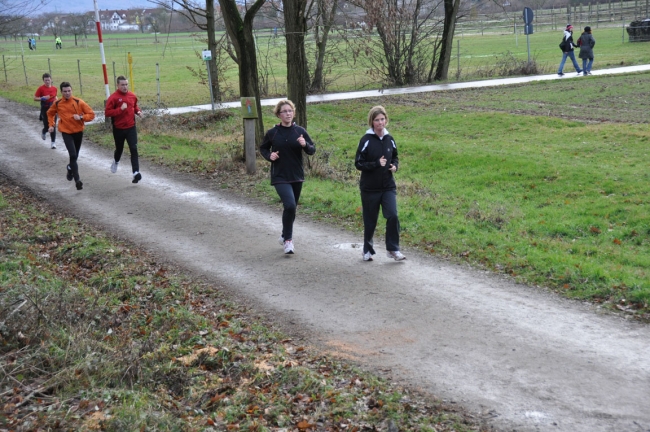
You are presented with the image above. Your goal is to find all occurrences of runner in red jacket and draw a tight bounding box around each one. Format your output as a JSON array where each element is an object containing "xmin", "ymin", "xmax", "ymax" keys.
[
  {"xmin": 34, "ymin": 73, "xmax": 58, "ymax": 148},
  {"xmin": 105, "ymin": 76, "xmax": 143, "ymax": 183}
]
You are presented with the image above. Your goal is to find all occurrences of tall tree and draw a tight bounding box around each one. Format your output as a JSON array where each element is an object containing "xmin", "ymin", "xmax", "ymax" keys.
[
  {"xmin": 0, "ymin": 0, "xmax": 47, "ymax": 36},
  {"xmin": 353, "ymin": 0, "xmax": 442, "ymax": 86},
  {"xmin": 220, "ymin": 0, "xmax": 266, "ymax": 147},
  {"xmin": 309, "ymin": 0, "xmax": 338, "ymax": 93},
  {"xmin": 66, "ymin": 13, "xmax": 92, "ymax": 46},
  {"xmin": 149, "ymin": 0, "xmax": 221, "ymax": 101},
  {"xmin": 282, "ymin": 0, "xmax": 307, "ymax": 128},
  {"xmin": 433, "ymin": 0, "xmax": 460, "ymax": 81}
]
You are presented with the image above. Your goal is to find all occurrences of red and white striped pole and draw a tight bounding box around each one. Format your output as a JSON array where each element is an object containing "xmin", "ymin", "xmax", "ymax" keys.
[{"xmin": 93, "ymin": 0, "xmax": 110, "ymax": 100}]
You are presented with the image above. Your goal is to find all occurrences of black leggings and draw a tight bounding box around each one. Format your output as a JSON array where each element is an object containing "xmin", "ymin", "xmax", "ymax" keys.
[
  {"xmin": 62, "ymin": 132, "xmax": 83, "ymax": 182},
  {"xmin": 274, "ymin": 182, "xmax": 303, "ymax": 241},
  {"xmin": 40, "ymin": 106, "xmax": 56, "ymax": 142},
  {"xmin": 361, "ymin": 189, "xmax": 400, "ymax": 254},
  {"xmin": 113, "ymin": 126, "xmax": 139, "ymax": 173}
]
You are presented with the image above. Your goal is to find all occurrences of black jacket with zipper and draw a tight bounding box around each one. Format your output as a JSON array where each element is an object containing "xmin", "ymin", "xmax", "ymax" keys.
[
  {"xmin": 355, "ymin": 128, "xmax": 399, "ymax": 192},
  {"xmin": 260, "ymin": 123, "xmax": 315, "ymax": 185}
]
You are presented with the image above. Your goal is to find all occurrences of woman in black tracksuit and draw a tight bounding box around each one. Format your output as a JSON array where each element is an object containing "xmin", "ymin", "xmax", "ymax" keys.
[
  {"xmin": 355, "ymin": 105, "xmax": 406, "ymax": 262},
  {"xmin": 260, "ymin": 100, "xmax": 316, "ymax": 254}
]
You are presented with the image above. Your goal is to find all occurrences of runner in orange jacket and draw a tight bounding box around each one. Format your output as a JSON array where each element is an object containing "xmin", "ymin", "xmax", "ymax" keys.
[{"xmin": 47, "ymin": 82, "xmax": 95, "ymax": 190}]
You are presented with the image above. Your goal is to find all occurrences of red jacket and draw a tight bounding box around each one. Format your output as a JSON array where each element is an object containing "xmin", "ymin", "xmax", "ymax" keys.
[
  {"xmin": 105, "ymin": 90, "xmax": 140, "ymax": 129},
  {"xmin": 34, "ymin": 85, "xmax": 57, "ymax": 109}
]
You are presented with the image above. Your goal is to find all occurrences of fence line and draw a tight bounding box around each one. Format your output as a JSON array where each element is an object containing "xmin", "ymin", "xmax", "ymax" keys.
[{"xmin": 458, "ymin": 0, "xmax": 648, "ymax": 35}]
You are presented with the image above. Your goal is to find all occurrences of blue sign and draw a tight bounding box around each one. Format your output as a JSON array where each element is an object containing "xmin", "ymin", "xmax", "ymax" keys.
[{"xmin": 523, "ymin": 7, "xmax": 534, "ymax": 25}]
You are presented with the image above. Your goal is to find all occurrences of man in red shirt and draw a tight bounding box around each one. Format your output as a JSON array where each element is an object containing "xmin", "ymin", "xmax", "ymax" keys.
[
  {"xmin": 105, "ymin": 76, "xmax": 143, "ymax": 183},
  {"xmin": 33, "ymin": 73, "xmax": 58, "ymax": 148}
]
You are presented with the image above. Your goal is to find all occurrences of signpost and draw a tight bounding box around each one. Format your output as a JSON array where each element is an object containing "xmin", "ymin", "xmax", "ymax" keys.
[
  {"xmin": 241, "ymin": 97, "xmax": 257, "ymax": 174},
  {"xmin": 202, "ymin": 49, "xmax": 215, "ymax": 111},
  {"xmin": 523, "ymin": 7, "xmax": 534, "ymax": 63}
]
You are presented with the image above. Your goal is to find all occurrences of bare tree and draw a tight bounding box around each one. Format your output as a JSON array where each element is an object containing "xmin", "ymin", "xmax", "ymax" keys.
[
  {"xmin": 40, "ymin": 12, "xmax": 65, "ymax": 38},
  {"xmin": 146, "ymin": 8, "xmax": 171, "ymax": 43},
  {"xmin": 352, "ymin": 0, "xmax": 444, "ymax": 86},
  {"xmin": 282, "ymin": 0, "xmax": 308, "ymax": 128},
  {"xmin": 220, "ymin": 0, "xmax": 266, "ymax": 148},
  {"xmin": 308, "ymin": 0, "xmax": 339, "ymax": 93},
  {"xmin": 65, "ymin": 13, "xmax": 92, "ymax": 46},
  {"xmin": 433, "ymin": 0, "xmax": 460, "ymax": 81},
  {"xmin": 148, "ymin": 0, "xmax": 221, "ymax": 101},
  {"xmin": 0, "ymin": 0, "xmax": 47, "ymax": 36}
]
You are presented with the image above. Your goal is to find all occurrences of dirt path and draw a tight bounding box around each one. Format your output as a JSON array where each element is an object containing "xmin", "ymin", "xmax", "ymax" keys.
[{"xmin": 2, "ymin": 98, "xmax": 649, "ymax": 432}]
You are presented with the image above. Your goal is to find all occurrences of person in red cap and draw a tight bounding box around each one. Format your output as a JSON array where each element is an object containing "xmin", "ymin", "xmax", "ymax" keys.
[{"xmin": 557, "ymin": 24, "xmax": 583, "ymax": 76}]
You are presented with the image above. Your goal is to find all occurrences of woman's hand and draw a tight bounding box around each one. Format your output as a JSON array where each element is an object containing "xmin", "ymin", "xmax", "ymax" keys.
[
  {"xmin": 379, "ymin": 155, "xmax": 387, "ymax": 167},
  {"xmin": 389, "ymin": 164, "xmax": 397, "ymax": 173},
  {"xmin": 298, "ymin": 134, "xmax": 306, "ymax": 147},
  {"xmin": 270, "ymin": 151, "xmax": 280, "ymax": 161}
]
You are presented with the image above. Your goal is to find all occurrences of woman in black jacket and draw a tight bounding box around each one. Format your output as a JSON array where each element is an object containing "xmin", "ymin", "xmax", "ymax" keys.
[
  {"xmin": 355, "ymin": 105, "xmax": 406, "ymax": 262},
  {"xmin": 260, "ymin": 100, "xmax": 316, "ymax": 254},
  {"xmin": 578, "ymin": 26, "xmax": 596, "ymax": 75}
]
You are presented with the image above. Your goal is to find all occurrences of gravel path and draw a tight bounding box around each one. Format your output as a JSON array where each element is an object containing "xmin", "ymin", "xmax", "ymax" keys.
[{"xmin": 2, "ymin": 97, "xmax": 649, "ymax": 432}]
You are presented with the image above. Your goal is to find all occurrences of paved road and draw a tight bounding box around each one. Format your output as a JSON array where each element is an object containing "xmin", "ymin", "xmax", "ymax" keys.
[
  {"xmin": 2, "ymin": 95, "xmax": 650, "ymax": 432},
  {"xmin": 159, "ymin": 64, "xmax": 650, "ymax": 115}
]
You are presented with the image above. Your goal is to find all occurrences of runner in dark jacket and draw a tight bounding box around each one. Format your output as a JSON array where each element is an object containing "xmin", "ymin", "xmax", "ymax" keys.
[
  {"xmin": 355, "ymin": 105, "xmax": 405, "ymax": 262},
  {"xmin": 260, "ymin": 99, "xmax": 316, "ymax": 254}
]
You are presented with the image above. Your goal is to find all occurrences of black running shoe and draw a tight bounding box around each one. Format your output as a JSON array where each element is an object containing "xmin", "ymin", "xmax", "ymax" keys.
[
  {"xmin": 75, "ymin": 180, "xmax": 83, "ymax": 190},
  {"xmin": 66, "ymin": 165, "xmax": 73, "ymax": 181},
  {"xmin": 132, "ymin": 172, "xmax": 142, "ymax": 184}
]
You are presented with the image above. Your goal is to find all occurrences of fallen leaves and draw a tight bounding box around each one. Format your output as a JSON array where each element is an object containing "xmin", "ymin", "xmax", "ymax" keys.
[{"xmin": 175, "ymin": 346, "xmax": 220, "ymax": 366}]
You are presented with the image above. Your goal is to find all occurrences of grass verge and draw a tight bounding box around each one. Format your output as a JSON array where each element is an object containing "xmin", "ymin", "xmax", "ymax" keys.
[
  {"xmin": 82, "ymin": 71, "xmax": 650, "ymax": 320},
  {"xmin": 0, "ymin": 176, "xmax": 483, "ymax": 431}
]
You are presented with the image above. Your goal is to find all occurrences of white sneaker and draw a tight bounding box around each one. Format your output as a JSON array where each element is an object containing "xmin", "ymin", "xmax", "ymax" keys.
[
  {"xmin": 283, "ymin": 240, "xmax": 294, "ymax": 254},
  {"xmin": 387, "ymin": 250, "xmax": 406, "ymax": 261},
  {"xmin": 42, "ymin": 132, "xmax": 47, "ymax": 140},
  {"xmin": 111, "ymin": 160, "xmax": 119, "ymax": 173},
  {"xmin": 363, "ymin": 251, "xmax": 373, "ymax": 261},
  {"xmin": 50, "ymin": 142, "xmax": 56, "ymax": 149},
  {"xmin": 278, "ymin": 236, "xmax": 284, "ymax": 245}
]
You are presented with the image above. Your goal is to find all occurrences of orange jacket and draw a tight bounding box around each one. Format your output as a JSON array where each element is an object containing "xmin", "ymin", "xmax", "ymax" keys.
[{"xmin": 47, "ymin": 96, "xmax": 95, "ymax": 134}]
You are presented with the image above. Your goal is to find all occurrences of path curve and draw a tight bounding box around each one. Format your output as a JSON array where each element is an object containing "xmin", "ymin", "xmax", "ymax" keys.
[{"xmin": 1, "ymin": 98, "xmax": 649, "ymax": 432}]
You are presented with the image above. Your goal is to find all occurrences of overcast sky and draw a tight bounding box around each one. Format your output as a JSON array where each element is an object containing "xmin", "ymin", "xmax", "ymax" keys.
[{"xmin": 33, "ymin": 0, "xmax": 150, "ymax": 15}]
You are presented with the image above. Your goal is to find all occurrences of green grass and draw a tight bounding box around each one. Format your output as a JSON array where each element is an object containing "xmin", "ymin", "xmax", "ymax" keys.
[
  {"xmin": 1, "ymin": 26, "xmax": 648, "ymax": 109},
  {"xmin": 80, "ymin": 72, "xmax": 650, "ymax": 317}
]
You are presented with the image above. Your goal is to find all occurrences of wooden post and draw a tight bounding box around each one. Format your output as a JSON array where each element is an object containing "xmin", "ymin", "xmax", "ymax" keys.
[
  {"xmin": 21, "ymin": 55, "xmax": 28, "ymax": 86},
  {"xmin": 77, "ymin": 59, "xmax": 83, "ymax": 95},
  {"xmin": 244, "ymin": 119, "xmax": 256, "ymax": 174},
  {"xmin": 241, "ymin": 97, "xmax": 258, "ymax": 175}
]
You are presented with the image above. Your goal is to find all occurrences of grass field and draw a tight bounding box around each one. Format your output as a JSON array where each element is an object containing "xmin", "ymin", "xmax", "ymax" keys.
[
  {"xmin": 1, "ymin": 25, "xmax": 649, "ymax": 108},
  {"xmin": 78, "ymin": 71, "xmax": 650, "ymax": 319}
]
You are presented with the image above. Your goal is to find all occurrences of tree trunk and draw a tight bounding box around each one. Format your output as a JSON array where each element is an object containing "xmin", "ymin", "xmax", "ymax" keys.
[
  {"xmin": 283, "ymin": 0, "xmax": 308, "ymax": 128},
  {"xmin": 434, "ymin": 0, "xmax": 461, "ymax": 81},
  {"xmin": 221, "ymin": 0, "xmax": 265, "ymax": 150},
  {"xmin": 205, "ymin": 0, "xmax": 221, "ymax": 102},
  {"xmin": 311, "ymin": 0, "xmax": 338, "ymax": 92}
]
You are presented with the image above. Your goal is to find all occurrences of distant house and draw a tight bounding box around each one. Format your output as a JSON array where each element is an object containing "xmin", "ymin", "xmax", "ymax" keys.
[{"xmin": 98, "ymin": 9, "xmax": 154, "ymax": 31}]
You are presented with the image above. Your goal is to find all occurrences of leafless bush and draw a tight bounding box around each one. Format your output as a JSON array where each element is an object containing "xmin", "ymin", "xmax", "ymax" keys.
[
  {"xmin": 476, "ymin": 51, "xmax": 542, "ymax": 78},
  {"xmin": 139, "ymin": 110, "xmax": 233, "ymax": 133}
]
